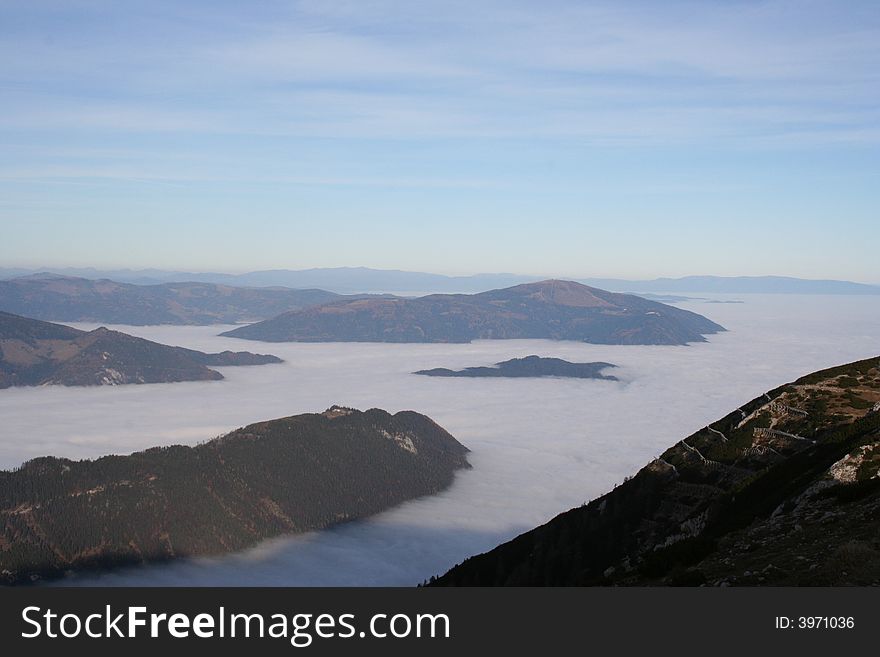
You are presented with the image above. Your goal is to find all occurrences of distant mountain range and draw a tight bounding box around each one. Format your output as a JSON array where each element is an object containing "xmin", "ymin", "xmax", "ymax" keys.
[
  {"xmin": 0, "ymin": 267, "xmax": 527, "ymax": 294},
  {"xmin": 582, "ymin": 275, "xmax": 880, "ymax": 296},
  {"xmin": 222, "ymin": 280, "xmax": 724, "ymax": 345},
  {"xmin": 431, "ymin": 357, "xmax": 880, "ymax": 586},
  {"xmin": 0, "ymin": 407, "xmax": 470, "ymax": 584},
  {"xmin": 415, "ymin": 356, "xmax": 618, "ymax": 380},
  {"xmin": 0, "ymin": 311, "xmax": 281, "ymax": 388},
  {"xmin": 0, "ymin": 274, "xmax": 346, "ymax": 325},
  {"xmin": 2, "ymin": 267, "xmax": 877, "ymax": 295}
]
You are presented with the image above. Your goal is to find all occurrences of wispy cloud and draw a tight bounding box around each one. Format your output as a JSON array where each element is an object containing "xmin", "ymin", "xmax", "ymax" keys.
[
  {"xmin": 2, "ymin": 0, "xmax": 878, "ymax": 143},
  {"xmin": 1, "ymin": 1, "xmax": 878, "ymax": 278}
]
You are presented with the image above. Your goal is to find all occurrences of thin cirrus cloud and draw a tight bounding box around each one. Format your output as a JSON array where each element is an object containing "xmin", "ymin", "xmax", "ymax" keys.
[
  {"xmin": 2, "ymin": 0, "xmax": 877, "ymax": 142},
  {"xmin": 1, "ymin": 0, "xmax": 878, "ymax": 279}
]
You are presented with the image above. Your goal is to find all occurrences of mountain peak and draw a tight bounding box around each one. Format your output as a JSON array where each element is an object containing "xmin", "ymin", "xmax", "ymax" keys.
[{"xmin": 503, "ymin": 279, "xmax": 614, "ymax": 308}]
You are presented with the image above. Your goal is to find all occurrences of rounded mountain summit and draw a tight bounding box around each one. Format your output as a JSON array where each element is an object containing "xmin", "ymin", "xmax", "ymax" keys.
[{"xmin": 221, "ymin": 280, "xmax": 725, "ymax": 345}]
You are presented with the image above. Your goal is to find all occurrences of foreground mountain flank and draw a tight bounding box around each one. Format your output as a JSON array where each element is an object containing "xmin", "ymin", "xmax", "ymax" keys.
[
  {"xmin": 432, "ymin": 356, "xmax": 880, "ymax": 586},
  {"xmin": 0, "ymin": 407, "xmax": 470, "ymax": 584}
]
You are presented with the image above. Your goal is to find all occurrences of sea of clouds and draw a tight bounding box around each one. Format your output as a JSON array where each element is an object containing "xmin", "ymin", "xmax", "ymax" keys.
[{"xmin": 1, "ymin": 294, "xmax": 878, "ymax": 585}]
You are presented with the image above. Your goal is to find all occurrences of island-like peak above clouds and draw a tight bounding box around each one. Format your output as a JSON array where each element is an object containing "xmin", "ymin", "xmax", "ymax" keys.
[
  {"xmin": 0, "ymin": 407, "xmax": 470, "ymax": 585},
  {"xmin": 492, "ymin": 279, "xmax": 617, "ymax": 308},
  {"xmin": 221, "ymin": 279, "xmax": 725, "ymax": 345},
  {"xmin": 0, "ymin": 311, "xmax": 282, "ymax": 388},
  {"xmin": 415, "ymin": 356, "xmax": 618, "ymax": 380}
]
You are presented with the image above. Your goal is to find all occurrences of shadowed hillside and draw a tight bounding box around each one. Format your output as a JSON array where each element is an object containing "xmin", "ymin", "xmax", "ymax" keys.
[
  {"xmin": 0, "ymin": 407, "xmax": 470, "ymax": 584},
  {"xmin": 432, "ymin": 357, "xmax": 880, "ymax": 586},
  {"xmin": 0, "ymin": 311, "xmax": 281, "ymax": 388}
]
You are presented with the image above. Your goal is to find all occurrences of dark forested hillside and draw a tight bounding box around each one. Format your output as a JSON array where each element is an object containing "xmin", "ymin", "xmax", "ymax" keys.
[
  {"xmin": 432, "ymin": 357, "xmax": 880, "ymax": 586},
  {"xmin": 0, "ymin": 311, "xmax": 281, "ymax": 388},
  {"xmin": 0, "ymin": 274, "xmax": 345, "ymax": 325},
  {"xmin": 0, "ymin": 407, "xmax": 470, "ymax": 584},
  {"xmin": 222, "ymin": 279, "xmax": 724, "ymax": 345}
]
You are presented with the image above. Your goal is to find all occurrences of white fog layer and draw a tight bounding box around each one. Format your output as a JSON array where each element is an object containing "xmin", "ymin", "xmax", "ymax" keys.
[{"xmin": 1, "ymin": 294, "xmax": 878, "ymax": 585}]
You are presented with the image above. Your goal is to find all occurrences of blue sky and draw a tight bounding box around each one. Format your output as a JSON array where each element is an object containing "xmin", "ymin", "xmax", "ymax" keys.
[{"xmin": 1, "ymin": 0, "xmax": 878, "ymax": 281}]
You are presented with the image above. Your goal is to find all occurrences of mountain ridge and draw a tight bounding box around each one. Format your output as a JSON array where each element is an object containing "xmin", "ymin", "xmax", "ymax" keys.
[
  {"xmin": 0, "ymin": 407, "xmax": 470, "ymax": 584},
  {"xmin": 0, "ymin": 311, "xmax": 281, "ymax": 388},
  {"xmin": 430, "ymin": 356, "xmax": 880, "ymax": 586},
  {"xmin": 0, "ymin": 274, "xmax": 348, "ymax": 325},
  {"xmin": 3, "ymin": 267, "xmax": 877, "ymax": 295},
  {"xmin": 221, "ymin": 279, "xmax": 725, "ymax": 345}
]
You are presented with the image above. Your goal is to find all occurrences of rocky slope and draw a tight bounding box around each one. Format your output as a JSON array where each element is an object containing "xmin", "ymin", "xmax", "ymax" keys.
[
  {"xmin": 0, "ymin": 407, "xmax": 470, "ymax": 584},
  {"xmin": 431, "ymin": 356, "xmax": 880, "ymax": 586},
  {"xmin": 223, "ymin": 280, "xmax": 724, "ymax": 345}
]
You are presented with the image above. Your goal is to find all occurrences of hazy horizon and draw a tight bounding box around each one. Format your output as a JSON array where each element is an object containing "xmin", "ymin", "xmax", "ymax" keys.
[{"xmin": 3, "ymin": 264, "xmax": 880, "ymax": 288}]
